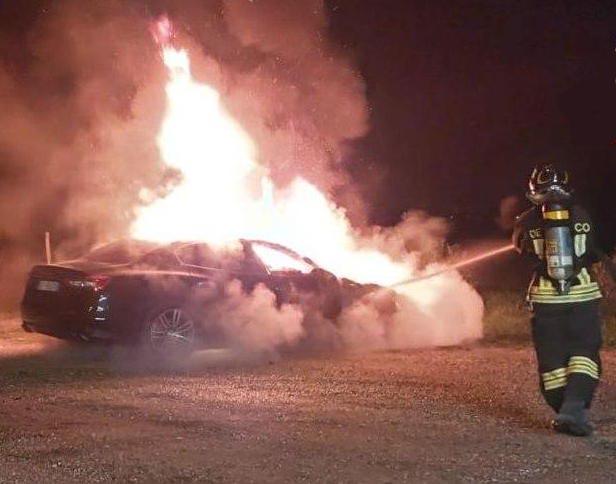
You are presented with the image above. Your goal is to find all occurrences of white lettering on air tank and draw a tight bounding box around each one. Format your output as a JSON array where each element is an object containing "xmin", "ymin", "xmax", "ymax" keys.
[{"xmin": 574, "ymin": 234, "xmax": 587, "ymax": 257}]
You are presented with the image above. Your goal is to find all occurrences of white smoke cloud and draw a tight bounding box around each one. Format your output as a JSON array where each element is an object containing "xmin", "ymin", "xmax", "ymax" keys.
[
  {"xmin": 191, "ymin": 269, "xmax": 483, "ymax": 358},
  {"xmin": 335, "ymin": 273, "xmax": 483, "ymax": 351},
  {"xmin": 206, "ymin": 280, "xmax": 305, "ymax": 354}
]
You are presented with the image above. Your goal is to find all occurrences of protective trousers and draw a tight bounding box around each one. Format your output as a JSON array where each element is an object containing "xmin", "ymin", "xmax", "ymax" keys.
[{"xmin": 531, "ymin": 300, "xmax": 602, "ymax": 413}]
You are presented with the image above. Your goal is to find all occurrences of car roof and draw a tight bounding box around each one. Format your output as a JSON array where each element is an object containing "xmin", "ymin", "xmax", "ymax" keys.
[
  {"xmin": 83, "ymin": 240, "xmax": 162, "ymax": 262},
  {"xmin": 162, "ymin": 239, "xmax": 317, "ymax": 267}
]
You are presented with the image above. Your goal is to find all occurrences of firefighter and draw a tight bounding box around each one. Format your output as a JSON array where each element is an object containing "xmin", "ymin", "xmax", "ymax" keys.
[{"xmin": 513, "ymin": 163, "xmax": 614, "ymax": 436}]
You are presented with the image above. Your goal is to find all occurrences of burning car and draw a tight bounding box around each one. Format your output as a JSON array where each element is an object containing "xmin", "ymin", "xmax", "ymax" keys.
[{"xmin": 21, "ymin": 239, "xmax": 382, "ymax": 353}]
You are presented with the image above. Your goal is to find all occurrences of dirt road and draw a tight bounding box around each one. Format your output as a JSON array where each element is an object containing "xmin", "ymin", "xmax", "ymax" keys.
[{"xmin": 1, "ymin": 318, "xmax": 615, "ymax": 483}]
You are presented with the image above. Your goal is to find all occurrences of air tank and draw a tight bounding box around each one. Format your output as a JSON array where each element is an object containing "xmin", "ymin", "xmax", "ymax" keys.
[{"xmin": 542, "ymin": 203, "xmax": 575, "ymax": 294}]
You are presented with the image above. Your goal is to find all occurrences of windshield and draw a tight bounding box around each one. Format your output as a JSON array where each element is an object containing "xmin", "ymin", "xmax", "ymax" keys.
[
  {"xmin": 251, "ymin": 242, "xmax": 315, "ymax": 274},
  {"xmin": 83, "ymin": 241, "xmax": 158, "ymax": 264}
]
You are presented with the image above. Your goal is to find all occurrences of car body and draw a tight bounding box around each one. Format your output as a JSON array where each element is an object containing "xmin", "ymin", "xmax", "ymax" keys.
[{"xmin": 21, "ymin": 239, "xmax": 380, "ymax": 352}]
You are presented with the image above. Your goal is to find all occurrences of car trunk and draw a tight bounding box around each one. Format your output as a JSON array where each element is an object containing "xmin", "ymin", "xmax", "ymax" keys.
[{"xmin": 21, "ymin": 263, "xmax": 105, "ymax": 335}]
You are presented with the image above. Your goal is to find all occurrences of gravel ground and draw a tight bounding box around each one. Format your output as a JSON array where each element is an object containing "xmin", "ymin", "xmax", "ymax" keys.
[{"xmin": 1, "ymin": 318, "xmax": 615, "ymax": 483}]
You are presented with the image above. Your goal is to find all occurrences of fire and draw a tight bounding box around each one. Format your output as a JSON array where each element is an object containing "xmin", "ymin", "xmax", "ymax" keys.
[
  {"xmin": 132, "ymin": 46, "xmax": 263, "ymax": 245},
  {"xmin": 131, "ymin": 18, "xmax": 485, "ymax": 349},
  {"xmin": 132, "ymin": 30, "xmax": 426, "ymax": 287},
  {"xmin": 251, "ymin": 243, "xmax": 313, "ymax": 274}
]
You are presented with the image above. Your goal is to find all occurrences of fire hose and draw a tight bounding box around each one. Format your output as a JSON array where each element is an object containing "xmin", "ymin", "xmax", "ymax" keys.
[{"xmin": 388, "ymin": 243, "xmax": 515, "ymax": 288}]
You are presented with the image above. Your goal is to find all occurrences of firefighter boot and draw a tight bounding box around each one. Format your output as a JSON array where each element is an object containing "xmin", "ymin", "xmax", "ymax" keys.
[{"xmin": 553, "ymin": 399, "xmax": 593, "ymax": 437}]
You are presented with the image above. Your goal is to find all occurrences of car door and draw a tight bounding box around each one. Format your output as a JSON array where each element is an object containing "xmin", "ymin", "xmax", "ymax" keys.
[
  {"xmin": 173, "ymin": 243, "xmax": 226, "ymax": 300},
  {"xmin": 245, "ymin": 241, "xmax": 322, "ymax": 307},
  {"xmin": 175, "ymin": 242, "xmax": 267, "ymax": 296}
]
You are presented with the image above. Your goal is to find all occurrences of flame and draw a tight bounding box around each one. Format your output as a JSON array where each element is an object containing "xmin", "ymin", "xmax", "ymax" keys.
[
  {"xmin": 251, "ymin": 243, "xmax": 313, "ymax": 274},
  {"xmin": 132, "ymin": 46, "xmax": 264, "ymax": 245},
  {"xmin": 132, "ymin": 40, "xmax": 420, "ymax": 286},
  {"xmin": 130, "ymin": 19, "xmax": 485, "ymax": 349}
]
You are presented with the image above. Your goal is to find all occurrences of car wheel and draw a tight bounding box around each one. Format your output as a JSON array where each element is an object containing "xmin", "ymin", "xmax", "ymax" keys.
[{"xmin": 145, "ymin": 307, "xmax": 196, "ymax": 356}]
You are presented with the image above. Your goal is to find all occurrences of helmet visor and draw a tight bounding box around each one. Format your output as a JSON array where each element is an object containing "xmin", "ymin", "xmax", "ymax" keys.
[{"xmin": 526, "ymin": 185, "xmax": 572, "ymax": 205}]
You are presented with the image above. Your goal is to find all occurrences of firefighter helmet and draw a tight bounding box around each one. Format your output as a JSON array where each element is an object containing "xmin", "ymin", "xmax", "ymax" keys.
[{"xmin": 527, "ymin": 163, "xmax": 572, "ymax": 205}]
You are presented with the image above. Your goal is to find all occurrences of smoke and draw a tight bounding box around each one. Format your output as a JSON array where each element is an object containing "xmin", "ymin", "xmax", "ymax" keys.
[
  {"xmin": 495, "ymin": 195, "xmax": 522, "ymax": 231},
  {"xmin": 197, "ymin": 271, "xmax": 482, "ymax": 358},
  {"xmin": 0, "ymin": 1, "xmax": 171, "ymax": 304},
  {"xmin": 205, "ymin": 280, "xmax": 305, "ymax": 354},
  {"xmin": 222, "ymin": 0, "xmax": 369, "ymax": 181},
  {"xmin": 337, "ymin": 276, "xmax": 483, "ymax": 351},
  {"xmin": 165, "ymin": 0, "xmax": 371, "ymax": 222},
  {"xmin": 0, "ymin": 0, "xmax": 368, "ymax": 297},
  {"xmin": 366, "ymin": 211, "xmax": 450, "ymax": 267},
  {"xmin": 0, "ymin": 0, "xmax": 484, "ymax": 351}
]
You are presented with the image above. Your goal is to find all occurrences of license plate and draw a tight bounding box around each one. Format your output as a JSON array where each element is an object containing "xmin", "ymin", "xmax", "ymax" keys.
[{"xmin": 37, "ymin": 280, "xmax": 60, "ymax": 292}]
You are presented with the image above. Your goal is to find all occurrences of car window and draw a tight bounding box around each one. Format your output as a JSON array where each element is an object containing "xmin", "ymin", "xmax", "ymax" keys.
[
  {"xmin": 251, "ymin": 242, "xmax": 314, "ymax": 274},
  {"xmin": 138, "ymin": 249, "xmax": 179, "ymax": 269},
  {"xmin": 83, "ymin": 241, "xmax": 157, "ymax": 264},
  {"xmin": 176, "ymin": 244, "xmax": 220, "ymax": 269},
  {"xmin": 215, "ymin": 244, "xmax": 247, "ymax": 273}
]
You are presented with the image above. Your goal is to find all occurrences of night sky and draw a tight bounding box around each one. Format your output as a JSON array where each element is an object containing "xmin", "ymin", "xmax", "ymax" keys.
[
  {"xmin": 1, "ymin": 1, "xmax": 615, "ymax": 250},
  {"xmin": 329, "ymin": 0, "xmax": 615, "ymax": 249}
]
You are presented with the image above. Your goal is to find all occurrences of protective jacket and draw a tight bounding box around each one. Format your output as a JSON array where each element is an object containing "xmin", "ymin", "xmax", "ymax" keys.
[{"xmin": 512, "ymin": 204, "xmax": 602, "ymax": 304}]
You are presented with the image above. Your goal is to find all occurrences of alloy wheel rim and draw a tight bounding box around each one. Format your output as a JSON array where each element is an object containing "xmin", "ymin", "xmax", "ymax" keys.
[{"xmin": 149, "ymin": 308, "xmax": 195, "ymax": 351}]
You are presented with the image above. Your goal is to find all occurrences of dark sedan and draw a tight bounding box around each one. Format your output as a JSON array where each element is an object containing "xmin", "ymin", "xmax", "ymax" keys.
[{"xmin": 21, "ymin": 239, "xmax": 377, "ymax": 353}]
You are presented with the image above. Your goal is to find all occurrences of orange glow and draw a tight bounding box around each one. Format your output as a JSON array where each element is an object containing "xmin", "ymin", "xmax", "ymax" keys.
[
  {"xmin": 251, "ymin": 243, "xmax": 313, "ymax": 274},
  {"xmin": 128, "ymin": 18, "xmax": 486, "ymax": 350},
  {"xmin": 132, "ymin": 46, "xmax": 263, "ymax": 245},
  {"xmin": 131, "ymin": 40, "xmax": 453, "ymax": 295}
]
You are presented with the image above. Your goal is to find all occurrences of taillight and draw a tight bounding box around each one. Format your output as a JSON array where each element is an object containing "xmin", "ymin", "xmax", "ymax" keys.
[
  {"xmin": 87, "ymin": 275, "xmax": 111, "ymax": 291},
  {"xmin": 67, "ymin": 275, "xmax": 110, "ymax": 291}
]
